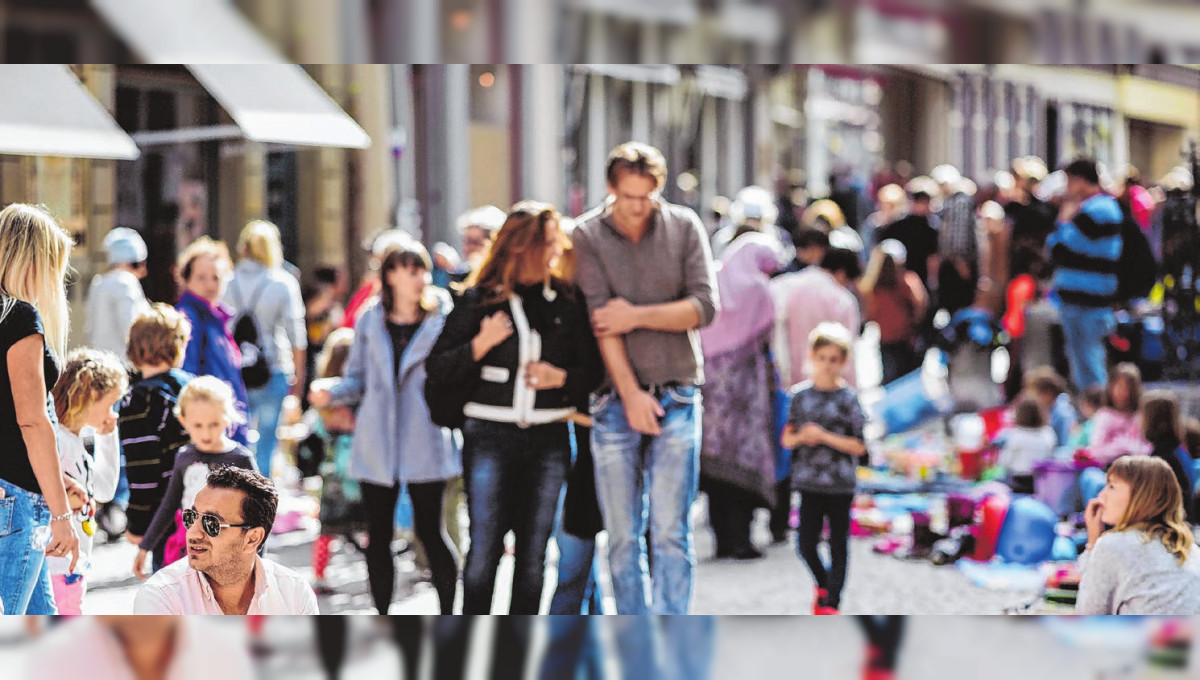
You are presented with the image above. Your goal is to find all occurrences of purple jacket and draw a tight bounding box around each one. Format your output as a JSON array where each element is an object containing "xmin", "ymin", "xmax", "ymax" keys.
[{"xmin": 177, "ymin": 291, "xmax": 249, "ymax": 445}]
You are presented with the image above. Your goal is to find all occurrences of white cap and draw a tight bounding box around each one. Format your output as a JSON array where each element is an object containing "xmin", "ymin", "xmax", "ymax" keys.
[
  {"xmin": 456, "ymin": 206, "xmax": 507, "ymax": 235},
  {"xmin": 879, "ymin": 239, "xmax": 907, "ymax": 265},
  {"xmin": 931, "ymin": 164, "xmax": 962, "ymax": 186},
  {"xmin": 729, "ymin": 185, "xmax": 779, "ymax": 227},
  {"xmin": 102, "ymin": 227, "xmax": 148, "ymax": 265},
  {"xmin": 370, "ymin": 229, "xmax": 417, "ymax": 259}
]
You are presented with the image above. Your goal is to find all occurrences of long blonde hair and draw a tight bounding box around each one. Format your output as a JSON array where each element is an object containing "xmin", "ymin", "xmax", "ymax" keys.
[
  {"xmin": 1108, "ymin": 456, "xmax": 1195, "ymax": 565},
  {"xmin": 237, "ymin": 219, "xmax": 284, "ymax": 269},
  {"xmin": 0, "ymin": 204, "xmax": 73, "ymax": 358}
]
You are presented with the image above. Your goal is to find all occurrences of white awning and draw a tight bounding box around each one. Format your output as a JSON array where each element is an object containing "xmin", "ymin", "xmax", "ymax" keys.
[
  {"xmin": 574, "ymin": 64, "xmax": 681, "ymax": 85},
  {"xmin": 183, "ymin": 65, "xmax": 371, "ymax": 149},
  {"xmin": 571, "ymin": 0, "xmax": 698, "ymax": 25},
  {"xmin": 0, "ymin": 66, "xmax": 139, "ymax": 160},
  {"xmin": 694, "ymin": 66, "xmax": 749, "ymax": 101},
  {"xmin": 90, "ymin": 0, "xmax": 285, "ymax": 64}
]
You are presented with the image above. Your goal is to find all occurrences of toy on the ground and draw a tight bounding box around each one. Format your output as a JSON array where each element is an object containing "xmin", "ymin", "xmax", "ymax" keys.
[
  {"xmin": 971, "ymin": 494, "xmax": 1010, "ymax": 561},
  {"xmin": 995, "ymin": 497, "xmax": 1058, "ymax": 565}
]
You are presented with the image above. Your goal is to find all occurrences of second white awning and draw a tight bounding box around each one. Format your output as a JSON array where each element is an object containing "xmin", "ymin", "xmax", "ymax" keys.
[{"xmin": 184, "ymin": 65, "xmax": 371, "ymax": 149}]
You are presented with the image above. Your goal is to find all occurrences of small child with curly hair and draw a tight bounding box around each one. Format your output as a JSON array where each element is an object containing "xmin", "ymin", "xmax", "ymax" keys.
[{"xmin": 48, "ymin": 348, "xmax": 129, "ymax": 614}]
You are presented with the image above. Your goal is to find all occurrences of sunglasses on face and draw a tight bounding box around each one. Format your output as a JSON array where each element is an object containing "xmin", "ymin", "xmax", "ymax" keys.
[{"xmin": 182, "ymin": 508, "xmax": 252, "ymax": 538}]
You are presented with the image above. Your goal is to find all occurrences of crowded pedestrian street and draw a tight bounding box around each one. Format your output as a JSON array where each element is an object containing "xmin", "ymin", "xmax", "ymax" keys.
[{"xmin": 6, "ymin": 57, "xmax": 1200, "ymax": 679}]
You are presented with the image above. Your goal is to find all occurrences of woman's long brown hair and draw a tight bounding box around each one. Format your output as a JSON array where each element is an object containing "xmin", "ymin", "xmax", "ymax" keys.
[
  {"xmin": 467, "ymin": 201, "xmax": 571, "ymax": 305},
  {"xmin": 1108, "ymin": 455, "xmax": 1195, "ymax": 565}
]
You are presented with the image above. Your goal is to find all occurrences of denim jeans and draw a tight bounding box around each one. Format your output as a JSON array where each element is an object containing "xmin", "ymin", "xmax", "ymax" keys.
[
  {"xmin": 1058, "ymin": 304, "xmax": 1115, "ymax": 390},
  {"xmin": 0, "ymin": 478, "xmax": 57, "ymax": 615},
  {"xmin": 549, "ymin": 531, "xmax": 602, "ymax": 614},
  {"xmin": 610, "ymin": 615, "xmax": 716, "ymax": 680},
  {"xmin": 461, "ymin": 418, "xmax": 570, "ymax": 614},
  {"xmin": 591, "ymin": 384, "xmax": 702, "ymax": 615},
  {"xmin": 542, "ymin": 617, "xmax": 606, "ymax": 680},
  {"xmin": 246, "ymin": 368, "xmax": 291, "ymax": 476}
]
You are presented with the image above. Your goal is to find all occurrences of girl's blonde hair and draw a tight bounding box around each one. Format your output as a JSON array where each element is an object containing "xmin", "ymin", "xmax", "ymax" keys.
[
  {"xmin": 176, "ymin": 375, "xmax": 245, "ymax": 425},
  {"xmin": 1108, "ymin": 455, "xmax": 1195, "ymax": 565},
  {"xmin": 0, "ymin": 204, "xmax": 73, "ymax": 358},
  {"xmin": 51, "ymin": 348, "xmax": 129, "ymax": 432},
  {"xmin": 237, "ymin": 219, "xmax": 284, "ymax": 270}
]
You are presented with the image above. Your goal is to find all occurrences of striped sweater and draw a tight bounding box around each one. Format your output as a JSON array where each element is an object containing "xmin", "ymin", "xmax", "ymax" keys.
[
  {"xmin": 1047, "ymin": 193, "xmax": 1124, "ymax": 308},
  {"xmin": 118, "ymin": 369, "xmax": 194, "ymax": 538}
]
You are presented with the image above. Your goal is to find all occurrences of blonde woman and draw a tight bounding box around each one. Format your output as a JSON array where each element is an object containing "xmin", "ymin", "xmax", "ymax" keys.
[
  {"xmin": 227, "ymin": 220, "xmax": 307, "ymax": 476},
  {"xmin": 0, "ymin": 203, "xmax": 81, "ymax": 615},
  {"xmin": 1077, "ymin": 456, "xmax": 1200, "ymax": 614},
  {"xmin": 176, "ymin": 237, "xmax": 249, "ymax": 445}
]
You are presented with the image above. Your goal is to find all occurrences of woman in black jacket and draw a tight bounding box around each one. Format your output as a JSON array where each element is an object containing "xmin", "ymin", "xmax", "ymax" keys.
[{"xmin": 427, "ymin": 201, "xmax": 604, "ymax": 614}]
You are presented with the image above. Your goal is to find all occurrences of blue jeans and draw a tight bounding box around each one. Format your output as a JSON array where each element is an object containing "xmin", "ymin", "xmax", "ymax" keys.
[
  {"xmin": 549, "ymin": 530, "xmax": 602, "ymax": 614},
  {"xmin": 1058, "ymin": 305, "xmax": 1115, "ymax": 390},
  {"xmin": 461, "ymin": 418, "xmax": 570, "ymax": 614},
  {"xmin": 610, "ymin": 616, "xmax": 716, "ymax": 680},
  {"xmin": 542, "ymin": 617, "xmax": 606, "ymax": 680},
  {"xmin": 591, "ymin": 384, "xmax": 702, "ymax": 615},
  {"xmin": 246, "ymin": 368, "xmax": 291, "ymax": 476},
  {"xmin": 0, "ymin": 478, "xmax": 57, "ymax": 615}
]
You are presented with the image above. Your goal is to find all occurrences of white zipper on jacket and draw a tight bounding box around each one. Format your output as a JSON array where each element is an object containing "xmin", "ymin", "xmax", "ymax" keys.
[{"xmin": 509, "ymin": 294, "xmax": 539, "ymax": 428}]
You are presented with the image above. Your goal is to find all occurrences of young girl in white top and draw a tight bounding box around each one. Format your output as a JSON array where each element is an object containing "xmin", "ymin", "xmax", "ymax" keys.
[
  {"xmin": 47, "ymin": 349, "xmax": 129, "ymax": 614},
  {"xmin": 998, "ymin": 395, "xmax": 1057, "ymax": 495}
]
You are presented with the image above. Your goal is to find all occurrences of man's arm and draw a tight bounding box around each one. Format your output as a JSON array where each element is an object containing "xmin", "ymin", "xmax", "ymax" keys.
[{"xmin": 596, "ymin": 335, "xmax": 663, "ymax": 436}]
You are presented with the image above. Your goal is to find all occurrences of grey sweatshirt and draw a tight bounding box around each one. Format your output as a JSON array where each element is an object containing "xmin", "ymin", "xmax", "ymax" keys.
[{"xmin": 1076, "ymin": 529, "xmax": 1200, "ymax": 615}]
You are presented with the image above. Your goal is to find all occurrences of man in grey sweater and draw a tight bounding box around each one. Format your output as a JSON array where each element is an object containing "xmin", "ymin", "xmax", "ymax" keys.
[{"xmin": 572, "ymin": 142, "xmax": 718, "ymax": 615}]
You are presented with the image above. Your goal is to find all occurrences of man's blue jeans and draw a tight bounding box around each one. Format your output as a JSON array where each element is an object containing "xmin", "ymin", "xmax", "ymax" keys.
[
  {"xmin": 609, "ymin": 615, "xmax": 716, "ymax": 680},
  {"xmin": 246, "ymin": 368, "xmax": 291, "ymax": 477},
  {"xmin": 1058, "ymin": 304, "xmax": 1115, "ymax": 390},
  {"xmin": 0, "ymin": 478, "xmax": 57, "ymax": 615},
  {"xmin": 591, "ymin": 384, "xmax": 702, "ymax": 615}
]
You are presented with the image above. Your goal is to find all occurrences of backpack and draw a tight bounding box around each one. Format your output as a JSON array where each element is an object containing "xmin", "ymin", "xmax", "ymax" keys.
[
  {"xmin": 232, "ymin": 278, "xmax": 272, "ymax": 390},
  {"xmin": 1116, "ymin": 215, "xmax": 1157, "ymax": 303}
]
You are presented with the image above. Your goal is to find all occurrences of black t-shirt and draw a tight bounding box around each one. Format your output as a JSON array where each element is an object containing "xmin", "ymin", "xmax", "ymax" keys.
[
  {"xmin": 877, "ymin": 215, "xmax": 938, "ymax": 283},
  {"xmin": 0, "ymin": 299, "xmax": 60, "ymax": 495},
  {"xmin": 385, "ymin": 318, "xmax": 421, "ymax": 378}
]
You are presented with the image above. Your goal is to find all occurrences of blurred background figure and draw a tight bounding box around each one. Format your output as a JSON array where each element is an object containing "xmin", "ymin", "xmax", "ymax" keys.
[
  {"xmin": 431, "ymin": 205, "xmax": 506, "ymax": 292},
  {"xmin": 87, "ymin": 227, "xmax": 150, "ymax": 362}
]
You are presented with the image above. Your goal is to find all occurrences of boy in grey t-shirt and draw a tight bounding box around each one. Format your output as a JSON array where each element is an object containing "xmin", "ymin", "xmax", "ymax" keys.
[{"xmin": 782, "ymin": 322, "xmax": 866, "ymax": 614}]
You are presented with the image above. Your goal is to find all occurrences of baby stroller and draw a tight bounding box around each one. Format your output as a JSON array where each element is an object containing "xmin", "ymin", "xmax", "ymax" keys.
[{"xmin": 934, "ymin": 306, "xmax": 1008, "ymax": 414}]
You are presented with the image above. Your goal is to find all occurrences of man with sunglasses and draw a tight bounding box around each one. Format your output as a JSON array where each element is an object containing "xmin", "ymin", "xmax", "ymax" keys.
[{"xmin": 133, "ymin": 466, "xmax": 318, "ymax": 614}]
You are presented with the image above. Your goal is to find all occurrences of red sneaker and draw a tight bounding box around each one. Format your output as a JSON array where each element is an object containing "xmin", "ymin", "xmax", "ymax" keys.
[
  {"xmin": 815, "ymin": 605, "xmax": 840, "ymax": 615},
  {"xmin": 812, "ymin": 588, "xmax": 829, "ymax": 614},
  {"xmin": 863, "ymin": 670, "xmax": 895, "ymax": 680}
]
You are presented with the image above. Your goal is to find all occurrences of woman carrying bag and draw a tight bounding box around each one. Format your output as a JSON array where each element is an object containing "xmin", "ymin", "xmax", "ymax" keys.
[{"xmin": 426, "ymin": 201, "xmax": 604, "ymax": 614}]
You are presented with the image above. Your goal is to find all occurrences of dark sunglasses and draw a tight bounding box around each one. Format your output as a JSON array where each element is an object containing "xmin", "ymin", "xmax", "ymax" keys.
[{"xmin": 183, "ymin": 508, "xmax": 252, "ymax": 538}]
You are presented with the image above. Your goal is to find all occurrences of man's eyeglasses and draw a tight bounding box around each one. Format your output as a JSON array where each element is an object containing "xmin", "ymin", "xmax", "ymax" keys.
[{"xmin": 182, "ymin": 508, "xmax": 252, "ymax": 538}]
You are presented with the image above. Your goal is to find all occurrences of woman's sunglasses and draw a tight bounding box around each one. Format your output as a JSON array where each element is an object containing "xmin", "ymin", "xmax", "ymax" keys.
[{"xmin": 182, "ymin": 508, "xmax": 252, "ymax": 538}]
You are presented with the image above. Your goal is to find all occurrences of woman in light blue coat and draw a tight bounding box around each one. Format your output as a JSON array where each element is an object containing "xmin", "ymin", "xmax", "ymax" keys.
[{"xmin": 310, "ymin": 240, "xmax": 460, "ymax": 614}]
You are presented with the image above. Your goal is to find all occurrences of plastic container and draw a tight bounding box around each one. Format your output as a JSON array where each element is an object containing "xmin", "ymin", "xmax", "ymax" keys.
[
  {"xmin": 1033, "ymin": 459, "xmax": 1079, "ymax": 516},
  {"xmin": 971, "ymin": 494, "xmax": 1010, "ymax": 561},
  {"xmin": 872, "ymin": 368, "xmax": 951, "ymax": 436}
]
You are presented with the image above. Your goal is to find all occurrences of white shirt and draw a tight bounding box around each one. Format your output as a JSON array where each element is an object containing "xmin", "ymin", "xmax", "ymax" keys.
[
  {"xmin": 47, "ymin": 425, "xmax": 121, "ymax": 576},
  {"xmin": 85, "ymin": 269, "xmax": 150, "ymax": 360},
  {"xmin": 30, "ymin": 617, "xmax": 254, "ymax": 680},
  {"xmin": 998, "ymin": 425, "xmax": 1057, "ymax": 475},
  {"xmin": 133, "ymin": 554, "xmax": 319, "ymax": 615}
]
